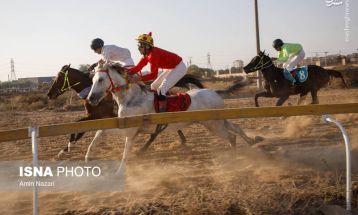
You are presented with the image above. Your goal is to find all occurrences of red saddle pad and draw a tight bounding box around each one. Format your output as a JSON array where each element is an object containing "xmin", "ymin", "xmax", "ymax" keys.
[{"xmin": 153, "ymin": 93, "xmax": 191, "ymax": 113}]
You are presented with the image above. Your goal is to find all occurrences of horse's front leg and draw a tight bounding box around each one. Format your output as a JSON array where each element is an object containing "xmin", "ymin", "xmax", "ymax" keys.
[
  {"xmin": 117, "ymin": 129, "xmax": 138, "ymax": 176},
  {"xmin": 57, "ymin": 116, "xmax": 92, "ymax": 158},
  {"xmin": 139, "ymin": 133, "xmax": 158, "ymax": 152},
  {"xmin": 276, "ymin": 95, "xmax": 290, "ymax": 106},
  {"xmin": 254, "ymin": 91, "xmax": 273, "ymax": 107},
  {"xmin": 139, "ymin": 124, "xmax": 166, "ymax": 152},
  {"xmin": 177, "ymin": 130, "xmax": 187, "ymax": 147},
  {"xmin": 85, "ymin": 130, "xmax": 103, "ymax": 162}
]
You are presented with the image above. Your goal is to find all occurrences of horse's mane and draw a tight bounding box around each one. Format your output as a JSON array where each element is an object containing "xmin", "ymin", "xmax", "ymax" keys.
[{"xmin": 102, "ymin": 63, "xmax": 149, "ymax": 93}]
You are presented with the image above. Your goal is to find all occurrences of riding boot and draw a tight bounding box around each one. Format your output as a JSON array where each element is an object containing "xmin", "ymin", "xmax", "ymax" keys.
[{"xmin": 158, "ymin": 93, "xmax": 167, "ymax": 112}]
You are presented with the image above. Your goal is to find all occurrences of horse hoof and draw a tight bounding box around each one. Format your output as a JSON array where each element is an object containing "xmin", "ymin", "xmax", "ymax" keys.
[{"xmin": 57, "ymin": 150, "xmax": 65, "ymax": 158}]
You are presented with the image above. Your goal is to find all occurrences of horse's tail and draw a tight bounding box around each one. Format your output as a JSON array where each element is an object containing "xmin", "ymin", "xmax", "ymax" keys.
[
  {"xmin": 175, "ymin": 74, "xmax": 204, "ymax": 89},
  {"xmin": 327, "ymin": 70, "xmax": 348, "ymax": 88},
  {"xmin": 216, "ymin": 77, "xmax": 249, "ymax": 96}
]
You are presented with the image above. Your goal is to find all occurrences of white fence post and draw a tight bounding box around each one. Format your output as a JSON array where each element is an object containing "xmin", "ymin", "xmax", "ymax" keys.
[
  {"xmin": 29, "ymin": 127, "xmax": 39, "ymax": 215},
  {"xmin": 322, "ymin": 115, "xmax": 351, "ymax": 211}
]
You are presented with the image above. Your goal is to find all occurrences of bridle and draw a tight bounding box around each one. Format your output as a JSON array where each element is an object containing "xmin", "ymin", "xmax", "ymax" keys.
[
  {"xmin": 250, "ymin": 54, "xmax": 273, "ymax": 71},
  {"xmin": 53, "ymin": 67, "xmax": 81, "ymax": 95},
  {"xmin": 97, "ymin": 68, "xmax": 129, "ymax": 93},
  {"xmin": 59, "ymin": 69, "xmax": 80, "ymax": 92}
]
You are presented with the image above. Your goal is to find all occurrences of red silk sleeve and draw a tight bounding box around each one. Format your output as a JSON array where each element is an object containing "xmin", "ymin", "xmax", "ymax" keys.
[{"xmin": 129, "ymin": 57, "xmax": 148, "ymax": 74}]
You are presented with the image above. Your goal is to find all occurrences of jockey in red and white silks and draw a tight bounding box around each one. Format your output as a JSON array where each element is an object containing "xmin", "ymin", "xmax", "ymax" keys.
[{"xmin": 129, "ymin": 32, "xmax": 187, "ymax": 112}]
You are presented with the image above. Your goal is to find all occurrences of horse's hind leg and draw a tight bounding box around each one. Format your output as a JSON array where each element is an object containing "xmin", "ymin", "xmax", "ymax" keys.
[
  {"xmin": 202, "ymin": 120, "xmax": 237, "ymax": 150},
  {"xmin": 297, "ymin": 92, "xmax": 309, "ymax": 105},
  {"xmin": 310, "ymin": 89, "xmax": 319, "ymax": 104},
  {"xmin": 224, "ymin": 120, "xmax": 262, "ymax": 145}
]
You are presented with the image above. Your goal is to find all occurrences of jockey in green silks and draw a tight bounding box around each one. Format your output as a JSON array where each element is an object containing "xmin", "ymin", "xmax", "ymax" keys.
[{"xmin": 272, "ymin": 39, "xmax": 305, "ymax": 87}]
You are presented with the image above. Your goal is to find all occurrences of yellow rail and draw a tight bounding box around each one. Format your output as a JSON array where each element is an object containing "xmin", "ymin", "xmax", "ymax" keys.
[{"xmin": 1, "ymin": 103, "xmax": 357, "ymax": 143}]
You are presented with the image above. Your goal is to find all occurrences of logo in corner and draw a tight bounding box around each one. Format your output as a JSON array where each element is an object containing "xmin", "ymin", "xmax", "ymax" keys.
[{"xmin": 326, "ymin": 0, "xmax": 343, "ymax": 7}]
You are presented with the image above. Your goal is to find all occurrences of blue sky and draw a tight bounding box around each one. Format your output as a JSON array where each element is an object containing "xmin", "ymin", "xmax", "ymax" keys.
[{"xmin": 0, "ymin": 0, "xmax": 357, "ymax": 81}]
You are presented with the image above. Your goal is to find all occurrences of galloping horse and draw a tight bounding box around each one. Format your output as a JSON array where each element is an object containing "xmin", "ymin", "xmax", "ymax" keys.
[
  {"xmin": 47, "ymin": 64, "xmax": 204, "ymax": 160},
  {"xmin": 87, "ymin": 63, "xmax": 262, "ymax": 175},
  {"xmin": 243, "ymin": 51, "xmax": 347, "ymax": 107}
]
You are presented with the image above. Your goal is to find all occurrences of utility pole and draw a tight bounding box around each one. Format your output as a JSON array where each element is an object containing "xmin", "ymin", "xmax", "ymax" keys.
[
  {"xmin": 10, "ymin": 58, "xmax": 17, "ymax": 81},
  {"xmin": 207, "ymin": 53, "xmax": 212, "ymax": 69},
  {"xmin": 324, "ymin": 51, "xmax": 328, "ymax": 67},
  {"xmin": 315, "ymin": 52, "xmax": 320, "ymax": 66},
  {"xmin": 254, "ymin": 0, "xmax": 263, "ymax": 90},
  {"xmin": 206, "ymin": 53, "xmax": 212, "ymax": 77}
]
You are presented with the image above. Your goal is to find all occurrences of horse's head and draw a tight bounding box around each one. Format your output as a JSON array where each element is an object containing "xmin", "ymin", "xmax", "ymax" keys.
[
  {"xmin": 243, "ymin": 51, "xmax": 272, "ymax": 74},
  {"xmin": 47, "ymin": 64, "xmax": 72, "ymax": 99},
  {"xmin": 87, "ymin": 63, "xmax": 129, "ymax": 105},
  {"xmin": 47, "ymin": 64, "xmax": 91, "ymax": 99}
]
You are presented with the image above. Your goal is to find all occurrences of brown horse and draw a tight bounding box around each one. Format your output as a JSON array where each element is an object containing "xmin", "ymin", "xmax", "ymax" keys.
[
  {"xmin": 47, "ymin": 64, "xmax": 204, "ymax": 157},
  {"xmin": 243, "ymin": 51, "xmax": 347, "ymax": 106}
]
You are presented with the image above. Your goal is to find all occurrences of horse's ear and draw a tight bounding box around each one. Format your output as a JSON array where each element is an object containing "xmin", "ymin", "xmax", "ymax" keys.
[
  {"xmin": 259, "ymin": 51, "xmax": 263, "ymax": 56},
  {"xmin": 68, "ymin": 64, "xmax": 71, "ymax": 68}
]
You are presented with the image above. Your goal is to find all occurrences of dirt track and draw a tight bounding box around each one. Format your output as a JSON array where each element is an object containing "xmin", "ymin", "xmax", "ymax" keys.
[{"xmin": 0, "ymin": 88, "xmax": 358, "ymax": 214}]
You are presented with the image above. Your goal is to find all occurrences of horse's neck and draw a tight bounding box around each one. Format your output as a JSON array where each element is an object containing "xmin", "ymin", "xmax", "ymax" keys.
[
  {"xmin": 262, "ymin": 65, "xmax": 284, "ymax": 82},
  {"xmin": 69, "ymin": 70, "xmax": 92, "ymax": 95},
  {"xmin": 112, "ymin": 84, "xmax": 153, "ymax": 116}
]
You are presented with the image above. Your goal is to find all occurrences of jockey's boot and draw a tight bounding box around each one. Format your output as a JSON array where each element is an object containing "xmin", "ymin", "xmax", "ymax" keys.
[{"xmin": 158, "ymin": 94, "xmax": 167, "ymax": 112}]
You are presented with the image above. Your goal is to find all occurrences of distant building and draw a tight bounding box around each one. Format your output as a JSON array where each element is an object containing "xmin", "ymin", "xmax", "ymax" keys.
[
  {"xmin": 18, "ymin": 76, "xmax": 55, "ymax": 89},
  {"xmin": 233, "ymin": 59, "xmax": 244, "ymax": 68},
  {"xmin": 301, "ymin": 53, "xmax": 358, "ymax": 67}
]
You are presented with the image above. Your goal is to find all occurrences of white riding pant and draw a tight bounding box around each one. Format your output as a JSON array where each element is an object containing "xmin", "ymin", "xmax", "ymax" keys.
[
  {"xmin": 283, "ymin": 49, "xmax": 305, "ymax": 72},
  {"xmin": 151, "ymin": 61, "xmax": 187, "ymax": 95}
]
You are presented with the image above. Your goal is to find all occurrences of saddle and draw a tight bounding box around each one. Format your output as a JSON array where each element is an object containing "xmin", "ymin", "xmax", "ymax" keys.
[
  {"xmin": 289, "ymin": 66, "xmax": 308, "ymax": 83},
  {"xmin": 153, "ymin": 92, "xmax": 191, "ymax": 113}
]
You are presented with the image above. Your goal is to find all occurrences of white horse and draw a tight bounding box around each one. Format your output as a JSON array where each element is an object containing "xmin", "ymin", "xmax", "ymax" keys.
[{"xmin": 87, "ymin": 64, "xmax": 261, "ymax": 175}]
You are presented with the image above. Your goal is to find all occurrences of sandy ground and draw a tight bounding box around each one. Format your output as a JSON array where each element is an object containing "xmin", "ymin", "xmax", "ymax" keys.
[{"xmin": 0, "ymin": 88, "xmax": 358, "ymax": 214}]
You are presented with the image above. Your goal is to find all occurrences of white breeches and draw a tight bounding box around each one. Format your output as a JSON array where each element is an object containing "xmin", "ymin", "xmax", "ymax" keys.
[
  {"xmin": 151, "ymin": 61, "xmax": 187, "ymax": 95},
  {"xmin": 283, "ymin": 49, "xmax": 305, "ymax": 71}
]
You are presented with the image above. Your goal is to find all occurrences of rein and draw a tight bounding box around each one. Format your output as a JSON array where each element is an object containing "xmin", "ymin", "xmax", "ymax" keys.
[
  {"xmin": 251, "ymin": 55, "xmax": 273, "ymax": 71},
  {"xmin": 97, "ymin": 68, "xmax": 129, "ymax": 93}
]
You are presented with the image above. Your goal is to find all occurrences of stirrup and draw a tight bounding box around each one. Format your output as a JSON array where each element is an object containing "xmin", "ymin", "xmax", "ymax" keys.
[
  {"xmin": 158, "ymin": 100, "xmax": 167, "ymax": 112},
  {"xmin": 158, "ymin": 94, "xmax": 167, "ymax": 112}
]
